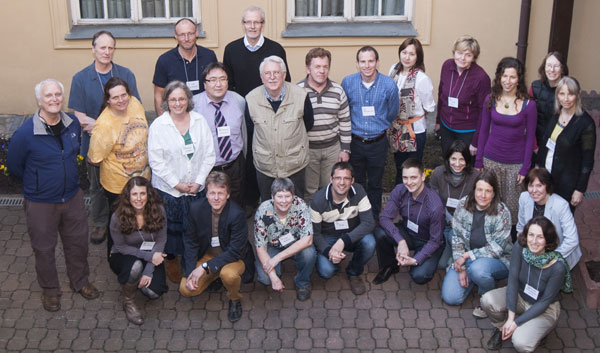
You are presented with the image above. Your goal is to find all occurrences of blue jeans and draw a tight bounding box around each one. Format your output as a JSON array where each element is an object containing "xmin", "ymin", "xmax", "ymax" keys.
[
  {"xmin": 316, "ymin": 233, "xmax": 376, "ymax": 278},
  {"xmin": 441, "ymin": 257, "xmax": 509, "ymax": 305},
  {"xmin": 350, "ymin": 137, "xmax": 387, "ymax": 219},
  {"xmin": 437, "ymin": 225, "xmax": 453, "ymax": 270},
  {"xmin": 393, "ymin": 132, "xmax": 427, "ymax": 185},
  {"xmin": 255, "ymin": 245, "xmax": 316, "ymax": 289}
]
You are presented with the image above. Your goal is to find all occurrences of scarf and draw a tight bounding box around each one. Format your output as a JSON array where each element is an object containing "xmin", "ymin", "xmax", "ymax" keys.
[
  {"xmin": 522, "ymin": 247, "xmax": 572, "ymax": 293},
  {"xmin": 387, "ymin": 66, "xmax": 420, "ymax": 153}
]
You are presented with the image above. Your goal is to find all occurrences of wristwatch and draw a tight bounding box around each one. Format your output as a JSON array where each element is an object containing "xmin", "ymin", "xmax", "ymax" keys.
[{"xmin": 202, "ymin": 262, "xmax": 209, "ymax": 273}]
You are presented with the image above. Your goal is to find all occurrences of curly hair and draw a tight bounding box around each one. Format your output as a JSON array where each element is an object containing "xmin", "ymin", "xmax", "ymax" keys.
[
  {"xmin": 517, "ymin": 215, "xmax": 559, "ymax": 252},
  {"xmin": 115, "ymin": 176, "xmax": 165, "ymax": 234},
  {"xmin": 488, "ymin": 57, "xmax": 529, "ymax": 111}
]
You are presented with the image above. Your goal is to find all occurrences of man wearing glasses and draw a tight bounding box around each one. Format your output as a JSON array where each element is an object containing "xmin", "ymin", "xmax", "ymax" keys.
[
  {"xmin": 153, "ymin": 18, "xmax": 217, "ymax": 115},
  {"xmin": 245, "ymin": 56, "xmax": 314, "ymax": 201},
  {"xmin": 192, "ymin": 62, "xmax": 247, "ymax": 206}
]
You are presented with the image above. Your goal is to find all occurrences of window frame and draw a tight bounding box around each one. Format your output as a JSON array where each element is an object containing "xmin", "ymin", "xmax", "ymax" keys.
[
  {"xmin": 69, "ymin": 0, "xmax": 202, "ymax": 25},
  {"xmin": 287, "ymin": 0, "xmax": 413, "ymax": 24}
]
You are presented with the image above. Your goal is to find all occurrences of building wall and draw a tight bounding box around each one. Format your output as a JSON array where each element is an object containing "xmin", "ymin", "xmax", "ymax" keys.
[
  {"xmin": 569, "ymin": 0, "xmax": 600, "ymax": 92},
  {"xmin": 0, "ymin": 0, "xmax": 595, "ymax": 114}
]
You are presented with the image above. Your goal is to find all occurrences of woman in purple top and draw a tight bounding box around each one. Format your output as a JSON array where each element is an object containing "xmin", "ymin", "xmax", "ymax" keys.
[
  {"xmin": 435, "ymin": 35, "xmax": 491, "ymax": 157},
  {"xmin": 475, "ymin": 57, "xmax": 537, "ymax": 226}
]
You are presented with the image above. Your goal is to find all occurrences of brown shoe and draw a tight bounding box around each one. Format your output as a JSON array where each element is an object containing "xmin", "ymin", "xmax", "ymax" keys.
[
  {"xmin": 348, "ymin": 275, "xmax": 366, "ymax": 295},
  {"xmin": 79, "ymin": 283, "xmax": 100, "ymax": 300},
  {"xmin": 42, "ymin": 294, "xmax": 61, "ymax": 312},
  {"xmin": 165, "ymin": 258, "xmax": 183, "ymax": 283},
  {"xmin": 122, "ymin": 283, "xmax": 144, "ymax": 325},
  {"xmin": 90, "ymin": 226, "xmax": 106, "ymax": 244}
]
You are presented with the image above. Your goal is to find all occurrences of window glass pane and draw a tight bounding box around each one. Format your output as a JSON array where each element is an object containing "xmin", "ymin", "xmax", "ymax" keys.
[
  {"xmin": 170, "ymin": 0, "xmax": 193, "ymax": 17},
  {"xmin": 355, "ymin": 0, "xmax": 376, "ymax": 16},
  {"xmin": 295, "ymin": 0, "xmax": 318, "ymax": 16},
  {"xmin": 142, "ymin": 0, "xmax": 166, "ymax": 17},
  {"xmin": 382, "ymin": 0, "xmax": 404, "ymax": 15},
  {"xmin": 107, "ymin": 0, "xmax": 131, "ymax": 18},
  {"xmin": 80, "ymin": 0, "xmax": 104, "ymax": 18},
  {"xmin": 322, "ymin": 0, "xmax": 343, "ymax": 16}
]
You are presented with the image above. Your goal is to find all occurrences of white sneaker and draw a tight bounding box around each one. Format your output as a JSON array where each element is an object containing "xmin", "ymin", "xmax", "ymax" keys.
[{"xmin": 472, "ymin": 306, "xmax": 488, "ymax": 319}]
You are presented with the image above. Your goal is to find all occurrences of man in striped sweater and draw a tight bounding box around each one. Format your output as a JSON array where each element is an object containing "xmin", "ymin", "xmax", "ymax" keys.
[{"xmin": 298, "ymin": 48, "xmax": 351, "ymax": 203}]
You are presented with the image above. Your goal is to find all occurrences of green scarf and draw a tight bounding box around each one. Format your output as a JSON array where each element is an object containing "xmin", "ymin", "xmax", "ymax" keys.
[{"xmin": 523, "ymin": 248, "xmax": 572, "ymax": 293}]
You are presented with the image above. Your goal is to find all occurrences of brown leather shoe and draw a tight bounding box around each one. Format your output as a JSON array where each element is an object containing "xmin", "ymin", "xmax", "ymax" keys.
[
  {"xmin": 165, "ymin": 258, "xmax": 183, "ymax": 283},
  {"xmin": 348, "ymin": 275, "xmax": 366, "ymax": 295},
  {"xmin": 42, "ymin": 295, "xmax": 61, "ymax": 312},
  {"xmin": 78, "ymin": 283, "xmax": 100, "ymax": 300},
  {"xmin": 122, "ymin": 283, "xmax": 144, "ymax": 325},
  {"xmin": 90, "ymin": 226, "xmax": 106, "ymax": 244}
]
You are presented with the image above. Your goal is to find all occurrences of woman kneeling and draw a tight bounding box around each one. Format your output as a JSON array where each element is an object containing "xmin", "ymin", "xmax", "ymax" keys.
[{"xmin": 109, "ymin": 176, "xmax": 168, "ymax": 325}]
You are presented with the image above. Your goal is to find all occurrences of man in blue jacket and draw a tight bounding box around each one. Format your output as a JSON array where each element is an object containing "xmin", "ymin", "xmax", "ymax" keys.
[
  {"xmin": 180, "ymin": 171, "xmax": 255, "ymax": 322},
  {"xmin": 7, "ymin": 79, "xmax": 99, "ymax": 312}
]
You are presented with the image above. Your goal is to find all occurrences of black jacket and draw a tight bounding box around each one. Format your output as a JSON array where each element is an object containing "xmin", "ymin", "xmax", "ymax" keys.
[
  {"xmin": 537, "ymin": 111, "xmax": 596, "ymax": 201},
  {"xmin": 183, "ymin": 199, "xmax": 255, "ymax": 283}
]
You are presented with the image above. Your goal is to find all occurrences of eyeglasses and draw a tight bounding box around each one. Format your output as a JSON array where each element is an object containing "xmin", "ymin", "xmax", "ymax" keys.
[
  {"xmin": 205, "ymin": 77, "xmax": 228, "ymax": 84},
  {"xmin": 262, "ymin": 71, "xmax": 282, "ymax": 78},
  {"xmin": 176, "ymin": 32, "xmax": 196, "ymax": 39},
  {"xmin": 242, "ymin": 20, "xmax": 264, "ymax": 27},
  {"xmin": 168, "ymin": 98, "xmax": 188, "ymax": 104},
  {"xmin": 545, "ymin": 64, "xmax": 561, "ymax": 70}
]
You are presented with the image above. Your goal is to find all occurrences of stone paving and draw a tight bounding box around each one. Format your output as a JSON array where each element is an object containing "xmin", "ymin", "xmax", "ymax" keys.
[{"xmin": 0, "ymin": 205, "xmax": 599, "ymax": 353}]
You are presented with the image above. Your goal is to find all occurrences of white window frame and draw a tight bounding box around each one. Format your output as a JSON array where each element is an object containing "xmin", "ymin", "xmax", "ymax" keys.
[
  {"xmin": 69, "ymin": 0, "xmax": 201, "ymax": 25},
  {"xmin": 287, "ymin": 0, "xmax": 412, "ymax": 23}
]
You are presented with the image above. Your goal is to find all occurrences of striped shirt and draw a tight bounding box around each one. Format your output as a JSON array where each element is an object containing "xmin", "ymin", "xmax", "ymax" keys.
[{"xmin": 297, "ymin": 78, "xmax": 351, "ymax": 151}]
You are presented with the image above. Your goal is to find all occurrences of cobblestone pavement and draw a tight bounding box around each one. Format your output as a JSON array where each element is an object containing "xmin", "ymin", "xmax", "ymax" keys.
[{"xmin": 0, "ymin": 206, "xmax": 599, "ymax": 353}]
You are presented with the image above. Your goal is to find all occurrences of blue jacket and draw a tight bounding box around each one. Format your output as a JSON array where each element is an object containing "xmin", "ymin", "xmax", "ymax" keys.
[{"xmin": 7, "ymin": 111, "xmax": 82, "ymax": 203}]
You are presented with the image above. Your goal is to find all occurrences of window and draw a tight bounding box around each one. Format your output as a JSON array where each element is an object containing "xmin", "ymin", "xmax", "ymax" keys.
[
  {"xmin": 290, "ymin": 0, "xmax": 411, "ymax": 22},
  {"xmin": 71, "ymin": 0, "xmax": 201, "ymax": 24}
]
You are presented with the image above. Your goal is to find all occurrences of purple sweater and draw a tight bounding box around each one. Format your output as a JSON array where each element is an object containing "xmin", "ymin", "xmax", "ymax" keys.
[
  {"xmin": 475, "ymin": 95, "xmax": 537, "ymax": 176},
  {"xmin": 436, "ymin": 59, "xmax": 491, "ymax": 147}
]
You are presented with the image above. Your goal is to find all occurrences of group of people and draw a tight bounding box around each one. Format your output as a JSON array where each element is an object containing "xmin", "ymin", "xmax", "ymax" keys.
[{"xmin": 6, "ymin": 5, "xmax": 596, "ymax": 352}]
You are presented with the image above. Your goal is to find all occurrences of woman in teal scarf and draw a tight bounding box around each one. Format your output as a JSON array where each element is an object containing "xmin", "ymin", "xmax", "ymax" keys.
[{"xmin": 480, "ymin": 216, "xmax": 572, "ymax": 352}]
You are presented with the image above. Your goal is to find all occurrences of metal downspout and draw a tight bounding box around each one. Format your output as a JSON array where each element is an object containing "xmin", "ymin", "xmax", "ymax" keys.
[{"xmin": 516, "ymin": 0, "xmax": 532, "ymax": 65}]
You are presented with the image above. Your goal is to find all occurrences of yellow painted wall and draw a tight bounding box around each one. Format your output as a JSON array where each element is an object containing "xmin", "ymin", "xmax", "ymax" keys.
[{"xmin": 0, "ymin": 0, "xmax": 595, "ymax": 114}]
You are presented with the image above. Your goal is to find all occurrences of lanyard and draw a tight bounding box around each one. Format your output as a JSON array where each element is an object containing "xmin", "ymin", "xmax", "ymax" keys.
[
  {"xmin": 526, "ymin": 264, "xmax": 543, "ymax": 291},
  {"xmin": 448, "ymin": 69, "xmax": 469, "ymax": 99},
  {"xmin": 358, "ymin": 75, "xmax": 380, "ymax": 111},
  {"xmin": 407, "ymin": 195, "xmax": 425, "ymax": 228},
  {"xmin": 180, "ymin": 51, "xmax": 199, "ymax": 83},
  {"xmin": 95, "ymin": 68, "xmax": 113, "ymax": 94},
  {"xmin": 137, "ymin": 229, "xmax": 155, "ymax": 243},
  {"xmin": 447, "ymin": 183, "xmax": 467, "ymax": 200}
]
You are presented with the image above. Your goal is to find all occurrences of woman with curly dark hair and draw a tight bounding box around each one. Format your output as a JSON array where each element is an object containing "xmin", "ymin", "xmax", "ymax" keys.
[
  {"xmin": 475, "ymin": 57, "xmax": 537, "ymax": 226},
  {"xmin": 109, "ymin": 176, "xmax": 168, "ymax": 325}
]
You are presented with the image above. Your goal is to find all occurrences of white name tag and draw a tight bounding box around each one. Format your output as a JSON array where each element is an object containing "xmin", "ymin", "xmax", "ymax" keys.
[
  {"xmin": 279, "ymin": 233, "xmax": 296, "ymax": 247},
  {"xmin": 183, "ymin": 143, "xmax": 194, "ymax": 155},
  {"xmin": 448, "ymin": 97, "xmax": 459, "ymax": 108},
  {"xmin": 407, "ymin": 220, "xmax": 419, "ymax": 233},
  {"xmin": 545, "ymin": 139, "xmax": 556, "ymax": 153},
  {"xmin": 211, "ymin": 236, "xmax": 220, "ymax": 247},
  {"xmin": 524, "ymin": 283, "xmax": 539, "ymax": 300},
  {"xmin": 362, "ymin": 106, "xmax": 375, "ymax": 116},
  {"xmin": 186, "ymin": 80, "xmax": 200, "ymax": 91},
  {"xmin": 140, "ymin": 241, "xmax": 155, "ymax": 251},
  {"xmin": 217, "ymin": 126, "xmax": 231, "ymax": 137},
  {"xmin": 446, "ymin": 198, "xmax": 459, "ymax": 209},
  {"xmin": 334, "ymin": 219, "xmax": 349, "ymax": 230}
]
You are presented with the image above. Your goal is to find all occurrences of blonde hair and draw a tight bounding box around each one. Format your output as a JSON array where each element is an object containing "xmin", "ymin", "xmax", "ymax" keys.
[
  {"xmin": 453, "ymin": 35, "xmax": 481, "ymax": 60},
  {"xmin": 554, "ymin": 76, "xmax": 583, "ymax": 115}
]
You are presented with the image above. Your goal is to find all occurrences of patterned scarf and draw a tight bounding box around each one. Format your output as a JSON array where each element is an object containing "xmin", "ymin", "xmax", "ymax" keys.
[
  {"xmin": 387, "ymin": 66, "xmax": 420, "ymax": 153},
  {"xmin": 522, "ymin": 247, "xmax": 572, "ymax": 293}
]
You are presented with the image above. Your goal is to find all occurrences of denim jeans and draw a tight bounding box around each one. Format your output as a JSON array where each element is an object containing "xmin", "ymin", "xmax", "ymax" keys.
[
  {"xmin": 441, "ymin": 257, "xmax": 509, "ymax": 305},
  {"xmin": 255, "ymin": 245, "xmax": 317, "ymax": 289},
  {"xmin": 437, "ymin": 225, "xmax": 454, "ymax": 270},
  {"xmin": 316, "ymin": 233, "xmax": 376, "ymax": 278}
]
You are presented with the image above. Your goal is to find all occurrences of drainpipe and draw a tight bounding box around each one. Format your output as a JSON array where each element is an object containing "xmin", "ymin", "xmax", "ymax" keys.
[{"xmin": 516, "ymin": 0, "xmax": 532, "ymax": 65}]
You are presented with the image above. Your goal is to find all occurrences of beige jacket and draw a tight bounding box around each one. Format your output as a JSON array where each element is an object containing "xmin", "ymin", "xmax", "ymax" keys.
[{"xmin": 246, "ymin": 82, "xmax": 309, "ymax": 177}]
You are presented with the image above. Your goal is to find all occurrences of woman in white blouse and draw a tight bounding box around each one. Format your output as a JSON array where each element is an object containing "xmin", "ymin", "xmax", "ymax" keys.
[
  {"xmin": 387, "ymin": 38, "xmax": 436, "ymax": 184},
  {"xmin": 148, "ymin": 80, "xmax": 216, "ymax": 283}
]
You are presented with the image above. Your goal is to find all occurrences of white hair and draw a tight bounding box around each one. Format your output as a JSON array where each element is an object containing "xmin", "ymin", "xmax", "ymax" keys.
[
  {"xmin": 259, "ymin": 56, "xmax": 287, "ymax": 76},
  {"xmin": 34, "ymin": 79, "xmax": 64, "ymax": 103},
  {"xmin": 242, "ymin": 6, "xmax": 265, "ymax": 22}
]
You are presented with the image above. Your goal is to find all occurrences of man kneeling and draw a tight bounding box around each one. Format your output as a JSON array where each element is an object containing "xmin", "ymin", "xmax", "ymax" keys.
[
  {"xmin": 180, "ymin": 171, "xmax": 255, "ymax": 322},
  {"xmin": 254, "ymin": 178, "xmax": 316, "ymax": 301}
]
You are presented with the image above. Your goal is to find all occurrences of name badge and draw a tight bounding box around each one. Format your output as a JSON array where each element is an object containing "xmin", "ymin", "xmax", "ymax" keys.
[
  {"xmin": 362, "ymin": 106, "xmax": 375, "ymax": 116},
  {"xmin": 278, "ymin": 233, "xmax": 296, "ymax": 247},
  {"xmin": 446, "ymin": 198, "xmax": 459, "ymax": 209},
  {"xmin": 407, "ymin": 220, "xmax": 419, "ymax": 233},
  {"xmin": 217, "ymin": 126, "xmax": 231, "ymax": 137},
  {"xmin": 334, "ymin": 219, "xmax": 349, "ymax": 230},
  {"xmin": 186, "ymin": 80, "xmax": 200, "ymax": 91},
  {"xmin": 524, "ymin": 283, "xmax": 539, "ymax": 300},
  {"xmin": 211, "ymin": 236, "xmax": 220, "ymax": 247},
  {"xmin": 140, "ymin": 241, "xmax": 155, "ymax": 251},
  {"xmin": 545, "ymin": 139, "xmax": 556, "ymax": 152},
  {"xmin": 448, "ymin": 97, "xmax": 459, "ymax": 108},
  {"xmin": 183, "ymin": 143, "xmax": 194, "ymax": 155}
]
